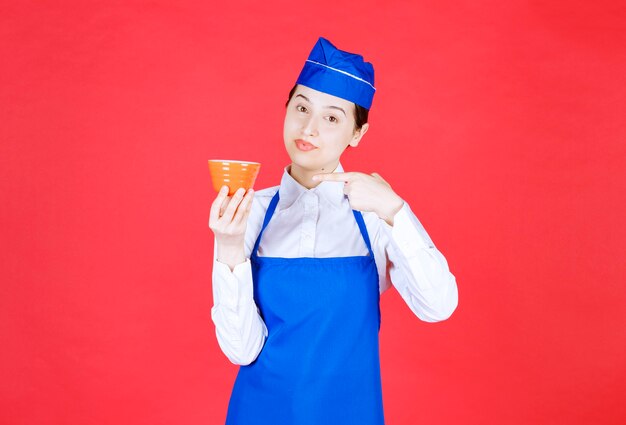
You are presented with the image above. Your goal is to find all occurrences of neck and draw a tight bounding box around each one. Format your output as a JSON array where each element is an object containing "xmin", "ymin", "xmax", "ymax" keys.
[{"xmin": 288, "ymin": 162, "xmax": 339, "ymax": 189}]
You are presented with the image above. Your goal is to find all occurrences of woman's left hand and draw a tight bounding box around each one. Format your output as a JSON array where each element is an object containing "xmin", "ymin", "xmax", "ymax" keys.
[{"xmin": 312, "ymin": 171, "xmax": 405, "ymax": 226}]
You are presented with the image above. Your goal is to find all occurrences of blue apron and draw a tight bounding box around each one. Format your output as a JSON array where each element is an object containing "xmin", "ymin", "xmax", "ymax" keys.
[{"xmin": 225, "ymin": 190, "xmax": 385, "ymax": 425}]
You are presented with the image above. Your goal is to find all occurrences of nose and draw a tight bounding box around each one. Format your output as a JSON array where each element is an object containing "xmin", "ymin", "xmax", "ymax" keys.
[{"xmin": 301, "ymin": 114, "xmax": 319, "ymax": 137}]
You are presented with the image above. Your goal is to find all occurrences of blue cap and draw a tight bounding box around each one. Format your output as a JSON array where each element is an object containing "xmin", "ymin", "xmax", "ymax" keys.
[{"xmin": 295, "ymin": 37, "xmax": 376, "ymax": 110}]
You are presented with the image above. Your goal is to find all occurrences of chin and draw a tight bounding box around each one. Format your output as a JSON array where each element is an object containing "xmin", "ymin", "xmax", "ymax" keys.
[{"xmin": 289, "ymin": 157, "xmax": 322, "ymax": 172}]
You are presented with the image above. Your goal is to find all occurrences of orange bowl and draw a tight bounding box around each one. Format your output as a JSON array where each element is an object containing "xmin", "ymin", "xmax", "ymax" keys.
[{"xmin": 208, "ymin": 160, "xmax": 261, "ymax": 196}]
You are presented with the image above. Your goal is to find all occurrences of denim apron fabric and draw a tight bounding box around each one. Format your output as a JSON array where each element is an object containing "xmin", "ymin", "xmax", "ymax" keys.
[{"xmin": 225, "ymin": 190, "xmax": 384, "ymax": 425}]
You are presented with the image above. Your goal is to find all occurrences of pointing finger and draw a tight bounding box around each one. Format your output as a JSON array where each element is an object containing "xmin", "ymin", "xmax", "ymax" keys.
[{"xmin": 371, "ymin": 172, "xmax": 386, "ymax": 182}]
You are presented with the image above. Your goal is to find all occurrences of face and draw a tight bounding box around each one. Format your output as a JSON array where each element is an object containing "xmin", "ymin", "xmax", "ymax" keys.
[{"xmin": 283, "ymin": 85, "xmax": 369, "ymax": 173}]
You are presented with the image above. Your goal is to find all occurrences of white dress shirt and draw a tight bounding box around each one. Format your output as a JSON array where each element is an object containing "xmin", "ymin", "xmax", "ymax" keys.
[{"xmin": 211, "ymin": 162, "xmax": 458, "ymax": 365}]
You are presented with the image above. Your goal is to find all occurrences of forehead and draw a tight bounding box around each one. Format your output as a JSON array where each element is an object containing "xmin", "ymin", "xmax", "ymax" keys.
[{"xmin": 293, "ymin": 84, "xmax": 354, "ymax": 111}]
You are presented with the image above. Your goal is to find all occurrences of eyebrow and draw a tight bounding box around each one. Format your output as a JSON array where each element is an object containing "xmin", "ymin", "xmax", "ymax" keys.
[{"xmin": 295, "ymin": 94, "xmax": 347, "ymax": 117}]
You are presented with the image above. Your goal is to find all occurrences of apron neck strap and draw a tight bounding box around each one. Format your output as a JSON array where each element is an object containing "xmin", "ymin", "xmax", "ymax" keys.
[
  {"xmin": 352, "ymin": 208, "xmax": 374, "ymax": 257},
  {"xmin": 252, "ymin": 190, "xmax": 281, "ymax": 258}
]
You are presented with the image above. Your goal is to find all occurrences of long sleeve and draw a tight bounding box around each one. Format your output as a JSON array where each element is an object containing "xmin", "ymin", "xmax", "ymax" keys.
[
  {"xmin": 379, "ymin": 201, "xmax": 459, "ymax": 322},
  {"xmin": 210, "ymin": 238, "xmax": 268, "ymax": 365}
]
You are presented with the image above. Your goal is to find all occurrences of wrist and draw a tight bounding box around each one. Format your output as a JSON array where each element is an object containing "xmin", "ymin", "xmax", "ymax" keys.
[
  {"xmin": 215, "ymin": 239, "xmax": 246, "ymax": 269},
  {"xmin": 378, "ymin": 195, "xmax": 404, "ymax": 226}
]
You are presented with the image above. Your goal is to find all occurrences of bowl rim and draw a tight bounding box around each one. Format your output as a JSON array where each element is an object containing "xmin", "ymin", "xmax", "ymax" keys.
[{"xmin": 208, "ymin": 159, "xmax": 260, "ymax": 165}]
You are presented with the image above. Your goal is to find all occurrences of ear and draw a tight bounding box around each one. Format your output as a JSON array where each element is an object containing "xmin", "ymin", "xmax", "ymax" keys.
[{"xmin": 349, "ymin": 123, "xmax": 369, "ymax": 148}]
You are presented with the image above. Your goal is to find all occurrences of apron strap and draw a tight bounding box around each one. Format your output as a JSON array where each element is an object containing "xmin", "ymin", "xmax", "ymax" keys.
[
  {"xmin": 252, "ymin": 190, "xmax": 280, "ymax": 258},
  {"xmin": 352, "ymin": 209, "xmax": 374, "ymax": 257}
]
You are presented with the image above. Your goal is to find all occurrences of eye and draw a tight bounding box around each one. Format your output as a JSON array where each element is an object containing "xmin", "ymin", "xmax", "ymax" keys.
[
  {"xmin": 326, "ymin": 116, "xmax": 338, "ymax": 123},
  {"xmin": 296, "ymin": 105, "xmax": 307, "ymax": 113}
]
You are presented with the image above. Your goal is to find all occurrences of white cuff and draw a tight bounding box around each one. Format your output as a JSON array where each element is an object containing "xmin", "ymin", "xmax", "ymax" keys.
[{"xmin": 212, "ymin": 258, "xmax": 254, "ymax": 307}]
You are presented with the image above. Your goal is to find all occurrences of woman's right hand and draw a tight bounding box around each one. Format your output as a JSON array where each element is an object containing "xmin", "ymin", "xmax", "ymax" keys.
[{"xmin": 209, "ymin": 186, "xmax": 255, "ymax": 268}]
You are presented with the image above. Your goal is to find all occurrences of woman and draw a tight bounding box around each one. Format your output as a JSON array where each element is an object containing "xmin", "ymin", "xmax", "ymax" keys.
[{"xmin": 209, "ymin": 37, "xmax": 458, "ymax": 425}]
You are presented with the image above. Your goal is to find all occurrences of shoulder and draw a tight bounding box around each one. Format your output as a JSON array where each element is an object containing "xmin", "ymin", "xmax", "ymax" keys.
[
  {"xmin": 253, "ymin": 185, "xmax": 280, "ymax": 199},
  {"xmin": 251, "ymin": 185, "xmax": 280, "ymax": 211}
]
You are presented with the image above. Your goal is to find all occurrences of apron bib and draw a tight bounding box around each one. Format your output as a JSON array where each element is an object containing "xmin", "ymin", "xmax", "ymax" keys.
[{"xmin": 225, "ymin": 191, "xmax": 384, "ymax": 425}]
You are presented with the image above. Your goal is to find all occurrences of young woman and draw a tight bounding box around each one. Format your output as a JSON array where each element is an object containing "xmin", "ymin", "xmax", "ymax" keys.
[{"xmin": 209, "ymin": 37, "xmax": 458, "ymax": 425}]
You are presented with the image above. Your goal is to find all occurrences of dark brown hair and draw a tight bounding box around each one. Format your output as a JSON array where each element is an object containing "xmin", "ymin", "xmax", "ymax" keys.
[{"xmin": 285, "ymin": 84, "xmax": 369, "ymax": 133}]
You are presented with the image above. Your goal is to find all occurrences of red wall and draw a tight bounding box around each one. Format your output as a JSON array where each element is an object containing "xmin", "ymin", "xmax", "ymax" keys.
[{"xmin": 2, "ymin": 1, "xmax": 625, "ymax": 424}]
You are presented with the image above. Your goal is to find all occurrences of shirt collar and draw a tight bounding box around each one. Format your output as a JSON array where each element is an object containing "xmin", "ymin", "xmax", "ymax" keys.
[{"xmin": 278, "ymin": 162, "xmax": 346, "ymax": 211}]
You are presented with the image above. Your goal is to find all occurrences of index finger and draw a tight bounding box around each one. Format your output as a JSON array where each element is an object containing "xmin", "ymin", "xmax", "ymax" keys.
[
  {"xmin": 209, "ymin": 185, "xmax": 229, "ymax": 222},
  {"xmin": 313, "ymin": 172, "xmax": 359, "ymax": 182}
]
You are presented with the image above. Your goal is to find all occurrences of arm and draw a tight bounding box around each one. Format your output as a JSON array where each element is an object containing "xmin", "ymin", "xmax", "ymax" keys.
[
  {"xmin": 211, "ymin": 238, "xmax": 268, "ymax": 365},
  {"xmin": 380, "ymin": 201, "xmax": 459, "ymax": 322},
  {"xmin": 208, "ymin": 186, "xmax": 268, "ymax": 365},
  {"xmin": 310, "ymin": 171, "xmax": 458, "ymax": 322}
]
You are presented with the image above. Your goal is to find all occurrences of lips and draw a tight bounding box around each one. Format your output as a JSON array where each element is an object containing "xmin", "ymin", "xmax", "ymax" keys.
[{"xmin": 295, "ymin": 139, "xmax": 318, "ymax": 151}]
